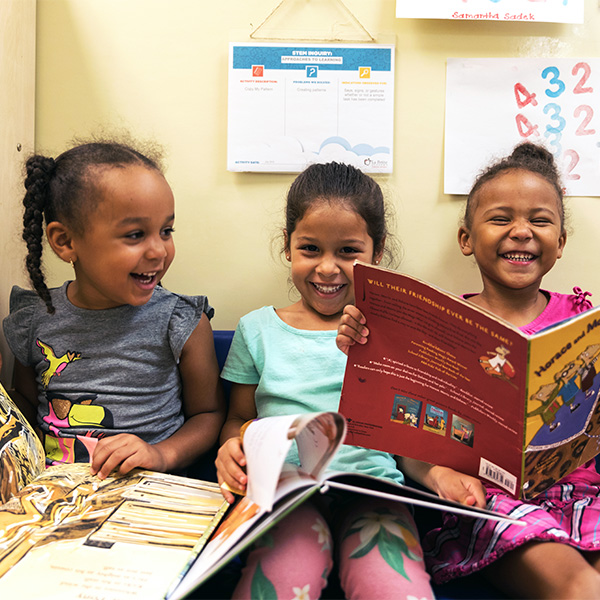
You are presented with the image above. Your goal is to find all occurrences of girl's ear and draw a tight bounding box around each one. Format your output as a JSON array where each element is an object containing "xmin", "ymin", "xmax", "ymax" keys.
[
  {"xmin": 458, "ymin": 226, "xmax": 474, "ymax": 256},
  {"xmin": 373, "ymin": 236, "xmax": 385, "ymax": 265},
  {"xmin": 46, "ymin": 221, "xmax": 76, "ymax": 264},
  {"xmin": 283, "ymin": 229, "xmax": 291, "ymax": 261},
  {"xmin": 557, "ymin": 230, "xmax": 567, "ymax": 259}
]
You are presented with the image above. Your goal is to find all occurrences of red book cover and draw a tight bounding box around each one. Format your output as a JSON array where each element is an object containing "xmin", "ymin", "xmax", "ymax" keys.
[{"xmin": 339, "ymin": 262, "xmax": 600, "ymax": 499}]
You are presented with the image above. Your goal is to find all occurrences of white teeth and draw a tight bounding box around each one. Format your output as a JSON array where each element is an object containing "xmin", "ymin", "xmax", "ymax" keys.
[
  {"xmin": 141, "ymin": 272, "xmax": 157, "ymax": 277},
  {"xmin": 503, "ymin": 253, "xmax": 535, "ymax": 262},
  {"xmin": 313, "ymin": 283, "xmax": 344, "ymax": 294}
]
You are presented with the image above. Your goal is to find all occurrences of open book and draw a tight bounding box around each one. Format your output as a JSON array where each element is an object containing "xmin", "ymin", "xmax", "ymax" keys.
[
  {"xmin": 339, "ymin": 261, "xmax": 600, "ymax": 500},
  {"xmin": 0, "ymin": 382, "xmax": 518, "ymax": 600},
  {"xmin": 169, "ymin": 412, "xmax": 521, "ymax": 600},
  {"xmin": 0, "ymin": 381, "xmax": 228, "ymax": 599}
]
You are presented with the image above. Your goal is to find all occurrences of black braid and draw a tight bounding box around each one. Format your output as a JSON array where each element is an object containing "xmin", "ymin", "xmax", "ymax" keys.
[
  {"xmin": 20, "ymin": 140, "xmax": 164, "ymax": 314},
  {"xmin": 23, "ymin": 156, "xmax": 57, "ymax": 313}
]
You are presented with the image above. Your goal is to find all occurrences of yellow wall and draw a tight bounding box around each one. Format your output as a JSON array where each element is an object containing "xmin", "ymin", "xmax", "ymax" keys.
[
  {"xmin": 17, "ymin": 0, "xmax": 600, "ymax": 339},
  {"xmin": 0, "ymin": 0, "xmax": 35, "ymax": 384}
]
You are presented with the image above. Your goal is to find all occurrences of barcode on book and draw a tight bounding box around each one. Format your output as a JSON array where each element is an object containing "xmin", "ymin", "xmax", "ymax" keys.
[{"xmin": 479, "ymin": 458, "xmax": 517, "ymax": 495}]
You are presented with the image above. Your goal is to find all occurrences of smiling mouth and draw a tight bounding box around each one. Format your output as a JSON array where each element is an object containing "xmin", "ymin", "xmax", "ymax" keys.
[
  {"xmin": 501, "ymin": 252, "xmax": 537, "ymax": 262},
  {"xmin": 131, "ymin": 271, "xmax": 158, "ymax": 284},
  {"xmin": 311, "ymin": 282, "xmax": 345, "ymax": 294}
]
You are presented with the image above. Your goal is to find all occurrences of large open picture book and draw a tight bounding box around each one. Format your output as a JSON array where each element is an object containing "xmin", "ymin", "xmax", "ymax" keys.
[
  {"xmin": 1, "ymin": 382, "xmax": 518, "ymax": 600},
  {"xmin": 339, "ymin": 262, "xmax": 600, "ymax": 501},
  {"xmin": 0, "ymin": 381, "xmax": 228, "ymax": 599}
]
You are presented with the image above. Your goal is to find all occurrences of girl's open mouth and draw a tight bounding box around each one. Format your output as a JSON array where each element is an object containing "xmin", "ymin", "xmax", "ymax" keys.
[
  {"xmin": 501, "ymin": 252, "xmax": 536, "ymax": 263},
  {"xmin": 131, "ymin": 271, "xmax": 158, "ymax": 285},
  {"xmin": 311, "ymin": 282, "xmax": 345, "ymax": 295}
]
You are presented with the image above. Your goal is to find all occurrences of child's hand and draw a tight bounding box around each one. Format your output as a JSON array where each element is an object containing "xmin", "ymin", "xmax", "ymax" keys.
[
  {"xmin": 215, "ymin": 437, "xmax": 247, "ymax": 504},
  {"xmin": 428, "ymin": 465, "xmax": 487, "ymax": 508},
  {"xmin": 90, "ymin": 434, "xmax": 167, "ymax": 479},
  {"xmin": 336, "ymin": 305, "xmax": 369, "ymax": 355}
]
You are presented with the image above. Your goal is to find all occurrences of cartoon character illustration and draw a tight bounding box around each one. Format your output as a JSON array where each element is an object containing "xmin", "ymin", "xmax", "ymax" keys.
[
  {"xmin": 36, "ymin": 339, "xmax": 83, "ymax": 388},
  {"xmin": 578, "ymin": 343, "xmax": 600, "ymax": 397},
  {"xmin": 479, "ymin": 345, "xmax": 516, "ymax": 384},
  {"xmin": 527, "ymin": 382, "xmax": 563, "ymax": 432},
  {"xmin": 554, "ymin": 361, "xmax": 582, "ymax": 414}
]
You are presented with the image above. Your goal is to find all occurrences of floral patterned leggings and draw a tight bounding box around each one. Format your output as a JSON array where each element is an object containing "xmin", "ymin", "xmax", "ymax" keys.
[{"xmin": 232, "ymin": 495, "xmax": 435, "ymax": 600}]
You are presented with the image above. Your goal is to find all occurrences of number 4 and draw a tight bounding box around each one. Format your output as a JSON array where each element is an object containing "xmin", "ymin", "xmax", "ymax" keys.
[{"xmin": 514, "ymin": 83, "xmax": 538, "ymax": 108}]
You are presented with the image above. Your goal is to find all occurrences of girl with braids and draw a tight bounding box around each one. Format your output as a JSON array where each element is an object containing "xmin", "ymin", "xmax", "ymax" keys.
[
  {"xmin": 338, "ymin": 143, "xmax": 600, "ymax": 598},
  {"xmin": 2, "ymin": 141, "xmax": 225, "ymax": 479}
]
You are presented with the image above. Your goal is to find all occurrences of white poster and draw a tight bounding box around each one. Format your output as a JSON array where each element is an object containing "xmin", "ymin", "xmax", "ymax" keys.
[
  {"xmin": 227, "ymin": 43, "xmax": 395, "ymax": 173},
  {"xmin": 445, "ymin": 58, "xmax": 600, "ymax": 197},
  {"xmin": 396, "ymin": 0, "xmax": 584, "ymax": 23}
]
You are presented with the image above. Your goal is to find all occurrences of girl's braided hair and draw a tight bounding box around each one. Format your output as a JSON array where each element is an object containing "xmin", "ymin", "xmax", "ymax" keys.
[{"xmin": 22, "ymin": 141, "xmax": 162, "ymax": 313}]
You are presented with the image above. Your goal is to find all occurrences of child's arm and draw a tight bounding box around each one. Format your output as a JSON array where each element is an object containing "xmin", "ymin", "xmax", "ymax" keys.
[
  {"xmin": 336, "ymin": 304, "xmax": 369, "ymax": 355},
  {"xmin": 215, "ymin": 382, "xmax": 258, "ymax": 503},
  {"xmin": 11, "ymin": 360, "xmax": 40, "ymax": 429},
  {"xmin": 91, "ymin": 315, "xmax": 226, "ymax": 479},
  {"xmin": 397, "ymin": 456, "xmax": 487, "ymax": 508}
]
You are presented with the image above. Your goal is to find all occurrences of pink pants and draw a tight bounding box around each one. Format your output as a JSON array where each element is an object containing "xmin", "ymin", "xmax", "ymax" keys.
[{"xmin": 233, "ymin": 496, "xmax": 434, "ymax": 599}]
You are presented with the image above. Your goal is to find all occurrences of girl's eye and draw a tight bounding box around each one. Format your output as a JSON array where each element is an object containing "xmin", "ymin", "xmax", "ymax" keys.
[
  {"xmin": 340, "ymin": 247, "xmax": 360, "ymax": 254},
  {"xmin": 125, "ymin": 231, "xmax": 144, "ymax": 240},
  {"xmin": 300, "ymin": 244, "xmax": 319, "ymax": 252},
  {"xmin": 531, "ymin": 219, "xmax": 550, "ymax": 225},
  {"xmin": 490, "ymin": 217, "xmax": 510, "ymax": 224},
  {"xmin": 161, "ymin": 227, "xmax": 175, "ymax": 237}
]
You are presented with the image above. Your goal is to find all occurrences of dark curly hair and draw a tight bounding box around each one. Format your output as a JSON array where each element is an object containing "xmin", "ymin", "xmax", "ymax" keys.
[
  {"xmin": 283, "ymin": 162, "xmax": 390, "ymax": 262},
  {"xmin": 22, "ymin": 141, "xmax": 163, "ymax": 313},
  {"xmin": 463, "ymin": 142, "xmax": 565, "ymax": 230}
]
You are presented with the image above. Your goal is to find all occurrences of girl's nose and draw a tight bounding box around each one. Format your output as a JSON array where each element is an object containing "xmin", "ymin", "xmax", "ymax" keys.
[
  {"xmin": 509, "ymin": 219, "xmax": 533, "ymax": 240},
  {"xmin": 316, "ymin": 255, "xmax": 340, "ymax": 277},
  {"xmin": 145, "ymin": 236, "xmax": 168, "ymax": 260}
]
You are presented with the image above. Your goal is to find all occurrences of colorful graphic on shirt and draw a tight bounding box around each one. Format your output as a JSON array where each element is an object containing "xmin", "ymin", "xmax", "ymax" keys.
[
  {"xmin": 36, "ymin": 338, "xmax": 83, "ymax": 388},
  {"xmin": 42, "ymin": 391, "xmax": 113, "ymax": 464}
]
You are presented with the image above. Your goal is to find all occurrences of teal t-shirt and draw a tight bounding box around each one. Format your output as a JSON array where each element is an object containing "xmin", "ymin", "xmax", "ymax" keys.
[{"xmin": 221, "ymin": 306, "xmax": 404, "ymax": 484}]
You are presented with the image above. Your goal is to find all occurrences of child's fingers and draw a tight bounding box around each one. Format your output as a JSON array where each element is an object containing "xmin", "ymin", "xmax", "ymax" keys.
[
  {"xmin": 343, "ymin": 304, "xmax": 367, "ymax": 324},
  {"xmin": 215, "ymin": 438, "xmax": 248, "ymax": 491},
  {"xmin": 91, "ymin": 434, "xmax": 156, "ymax": 479}
]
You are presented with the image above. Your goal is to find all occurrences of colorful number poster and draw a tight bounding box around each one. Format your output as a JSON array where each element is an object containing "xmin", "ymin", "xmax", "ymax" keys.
[
  {"xmin": 445, "ymin": 58, "xmax": 600, "ymax": 196},
  {"xmin": 396, "ymin": 0, "xmax": 584, "ymax": 23},
  {"xmin": 227, "ymin": 43, "xmax": 395, "ymax": 173}
]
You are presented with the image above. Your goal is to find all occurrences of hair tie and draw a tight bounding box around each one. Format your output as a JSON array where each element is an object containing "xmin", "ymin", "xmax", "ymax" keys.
[{"xmin": 572, "ymin": 286, "xmax": 592, "ymax": 307}]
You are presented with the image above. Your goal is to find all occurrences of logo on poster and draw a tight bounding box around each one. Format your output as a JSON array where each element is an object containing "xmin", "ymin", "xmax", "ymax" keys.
[
  {"xmin": 363, "ymin": 157, "xmax": 388, "ymax": 169},
  {"xmin": 252, "ymin": 65, "xmax": 264, "ymax": 77}
]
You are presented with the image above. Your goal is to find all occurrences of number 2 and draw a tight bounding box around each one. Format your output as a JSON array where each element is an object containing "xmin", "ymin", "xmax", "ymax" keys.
[
  {"xmin": 563, "ymin": 149, "xmax": 581, "ymax": 180},
  {"xmin": 573, "ymin": 62, "xmax": 593, "ymax": 94}
]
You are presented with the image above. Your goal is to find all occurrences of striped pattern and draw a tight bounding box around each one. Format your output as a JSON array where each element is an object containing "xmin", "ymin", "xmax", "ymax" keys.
[{"xmin": 423, "ymin": 462, "xmax": 600, "ymax": 583}]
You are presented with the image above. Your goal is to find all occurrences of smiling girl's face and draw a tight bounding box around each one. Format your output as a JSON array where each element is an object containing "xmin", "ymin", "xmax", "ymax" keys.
[
  {"xmin": 66, "ymin": 165, "xmax": 176, "ymax": 310},
  {"xmin": 458, "ymin": 168, "xmax": 566, "ymax": 296},
  {"xmin": 286, "ymin": 200, "xmax": 380, "ymax": 327}
]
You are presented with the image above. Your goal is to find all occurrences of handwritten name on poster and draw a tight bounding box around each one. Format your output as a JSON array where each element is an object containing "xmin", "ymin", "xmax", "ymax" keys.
[
  {"xmin": 396, "ymin": 0, "xmax": 584, "ymax": 23},
  {"xmin": 445, "ymin": 58, "xmax": 600, "ymax": 196},
  {"xmin": 227, "ymin": 43, "xmax": 395, "ymax": 173}
]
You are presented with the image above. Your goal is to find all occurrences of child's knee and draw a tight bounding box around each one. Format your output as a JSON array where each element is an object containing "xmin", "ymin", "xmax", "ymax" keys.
[{"xmin": 233, "ymin": 503, "xmax": 334, "ymax": 599}]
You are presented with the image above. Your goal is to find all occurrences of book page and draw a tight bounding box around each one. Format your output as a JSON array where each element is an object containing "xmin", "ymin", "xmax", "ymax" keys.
[
  {"xmin": 0, "ymin": 464, "xmax": 227, "ymax": 598},
  {"xmin": 243, "ymin": 412, "xmax": 344, "ymax": 511},
  {"xmin": 340, "ymin": 263, "xmax": 528, "ymax": 496},
  {"xmin": 523, "ymin": 307, "xmax": 600, "ymax": 498},
  {"xmin": 0, "ymin": 383, "xmax": 45, "ymax": 503},
  {"xmin": 174, "ymin": 464, "xmax": 320, "ymax": 600}
]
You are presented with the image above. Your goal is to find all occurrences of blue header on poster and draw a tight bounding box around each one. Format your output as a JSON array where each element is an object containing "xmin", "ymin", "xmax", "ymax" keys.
[{"xmin": 232, "ymin": 45, "xmax": 392, "ymax": 72}]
